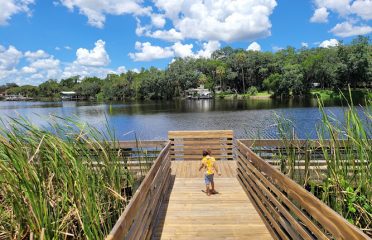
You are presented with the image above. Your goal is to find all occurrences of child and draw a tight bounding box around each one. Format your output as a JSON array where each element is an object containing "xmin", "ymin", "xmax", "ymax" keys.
[{"xmin": 199, "ymin": 149, "xmax": 221, "ymax": 196}]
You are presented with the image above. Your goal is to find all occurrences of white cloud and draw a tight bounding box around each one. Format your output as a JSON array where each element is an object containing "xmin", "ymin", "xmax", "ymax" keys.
[
  {"xmin": 351, "ymin": 0, "xmax": 372, "ymax": 20},
  {"xmin": 76, "ymin": 39, "xmax": 110, "ymax": 67},
  {"xmin": 65, "ymin": 46, "xmax": 72, "ymax": 50},
  {"xmin": 151, "ymin": 14, "xmax": 166, "ymax": 28},
  {"xmin": 301, "ymin": 42, "xmax": 309, "ymax": 48},
  {"xmin": 150, "ymin": 0, "xmax": 277, "ymax": 42},
  {"xmin": 116, "ymin": 66, "xmax": 127, "ymax": 73},
  {"xmin": 310, "ymin": 7, "xmax": 329, "ymax": 23},
  {"xmin": 145, "ymin": 28, "xmax": 184, "ymax": 42},
  {"xmin": 55, "ymin": 47, "xmax": 61, "ymax": 51},
  {"xmin": 0, "ymin": 0, "xmax": 34, "ymax": 25},
  {"xmin": 196, "ymin": 41, "xmax": 221, "ymax": 58},
  {"xmin": 319, "ymin": 38, "xmax": 339, "ymax": 48},
  {"xmin": 311, "ymin": 0, "xmax": 372, "ymax": 38},
  {"xmin": 0, "ymin": 40, "xmax": 130, "ymax": 86},
  {"xmin": 129, "ymin": 40, "xmax": 222, "ymax": 61},
  {"xmin": 129, "ymin": 41, "xmax": 174, "ymax": 61},
  {"xmin": 30, "ymin": 57, "xmax": 60, "ymax": 70},
  {"xmin": 272, "ymin": 46, "xmax": 284, "ymax": 52},
  {"xmin": 22, "ymin": 66, "xmax": 37, "ymax": 73},
  {"xmin": 314, "ymin": 0, "xmax": 351, "ymax": 16},
  {"xmin": 330, "ymin": 21, "xmax": 372, "ymax": 37},
  {"xmin": 0, "ymin": 44, "xmax": 22, "ymax": 70},
  {"xmin": 59, "ymin": 0, "xmax": 151, "ymax": 28},
  {"xmin": 247, "ymin": 42, "xmax": 261, "ymax": 51},
  {"xmin": 24, "ymin": 50, "xmax": 49, "ymax": 60},
  {"xmin": 172, "ymin": 42, "xmax": 194, "ymax": 58}
]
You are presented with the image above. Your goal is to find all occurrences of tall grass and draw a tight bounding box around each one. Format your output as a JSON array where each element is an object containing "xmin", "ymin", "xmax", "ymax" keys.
[
  {"xmin": 275, "ymin": 93, "xmax": 371, "ymax": 236},
  {"xmin": 0, "ymin": 117, "xmax": 144, "ymax": 239}
]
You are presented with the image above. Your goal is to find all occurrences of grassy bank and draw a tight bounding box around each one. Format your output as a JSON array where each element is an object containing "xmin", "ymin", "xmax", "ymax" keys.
[
  {"xmin": 275, "ymin": 94, "xmax": 371, "ymax": 236},
  {"xmin": 311, "ymin": 88, "xmax": 372, "ymax": 101},
  {"xmin": 217, "ymin": 90, "xmax": 272, "ymax": 100},
  {"xmin": 0, "ymin": 118, "xmax": 147, "ymax": 239}
]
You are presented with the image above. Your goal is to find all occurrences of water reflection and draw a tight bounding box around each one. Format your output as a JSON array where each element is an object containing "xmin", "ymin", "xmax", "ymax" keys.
[{"xmin": 0, "ymin": 98, "xmax": 367, "ymax": 140}]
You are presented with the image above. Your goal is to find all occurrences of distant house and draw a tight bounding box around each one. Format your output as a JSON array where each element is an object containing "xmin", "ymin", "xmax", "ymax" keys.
[
  {"xmin": 61, "ymin": 91, "xmax": 78, "ymax": 100},
  {"xmin": 185, "ymin": 85, "xmax": 213, "ymax": 99}
]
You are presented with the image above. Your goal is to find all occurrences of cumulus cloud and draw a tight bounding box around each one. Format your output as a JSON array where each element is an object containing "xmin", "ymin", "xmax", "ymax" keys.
[
  {"xmin": 311, "ymin": 0, "xmax": 372, "ymax": 38},
  {"xmin": 0, "ymin": 0, "xmax": 34, "ymax": 25},
  {"xmin": 330, "ymin": 21, "xmax": 372, "ymax": 37},
  {"xmin": 310, "ymin": 7, "xmax": 329, "ymax": 23},
  {"xmin": 301, "ymin": 42, "xmax": 309, "ymax": 48},
  {"xmin": 59, "ymin": 0, "xmax": 151, "ymax": 28},
  {"xmin": 129, "ymin": 40, "xmax": 221, "ymax": 61},
  {"xmin": 351, "ymin": 0, "xmax": 372, "ymax": 20},
  {"xmin": 145, "ymin": 28, "xmax": 184, "ymax": 42},
  {"xmin": 30, "ymin": 57, "xmax": 60, "ymax": 70},
  {"xmin": 0, "ymin": 44, "xmax": 22, "ymax": 70},
  {"xmin": 313, "ymin": 0, "xmax": 351, "ymax": 16},
  {"xmin": 129, "ymin": 42, "xmax": 174, "ymax": 61},
  {"xmin": 196, "ymin": 41, "xmax": 221, "ymax": 58},
  {"xmin": 24, "ymin": 50, "xmax": 49, "ymax": 60},
  {"xmin": 151, "ymin": 14, "xmax": 166, "ymax": 28},
  {"xmin": 247, "ymin": 42, "xmax": 261, "ymax": 51},
  {"xmin": 319, "ymin": 38, "xmax": 339, "ymax": 48},
  {"xmin": 0, "ymin": 40, "xmax": 130, "ymax": 86},
  {"xmin": 76, "ymin": 40, "xmax": 110, "ymax": 67},
  {"xmin": 172, "ymin": 42, "xmax": 194, "ymax": 58},
  {"xmin": 148, "ymin": 0, "xmax": 277, "ymax": 42}
]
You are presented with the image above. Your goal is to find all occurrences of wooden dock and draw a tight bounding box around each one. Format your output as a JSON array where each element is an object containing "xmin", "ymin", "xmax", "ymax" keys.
[
  {"xmin": 154, "ymin": 177, "xmax": 272, "ymax": 239},
  {"xmin": 106, "ymin": 131, "xmax": 370, "ymax": 240}
]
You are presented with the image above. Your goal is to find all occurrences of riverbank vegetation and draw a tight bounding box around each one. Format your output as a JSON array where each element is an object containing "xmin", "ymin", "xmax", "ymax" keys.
[
  {"xmin": 0, "ymin": 36, "xmax": 371, "ymax": 101},
  {"xmin": 0, "ymin": 118, "xmax": 148, "ymax": 239},
  {"xmin": 275, "ymin": 94, "xmax": 371, "ymax": 236}
]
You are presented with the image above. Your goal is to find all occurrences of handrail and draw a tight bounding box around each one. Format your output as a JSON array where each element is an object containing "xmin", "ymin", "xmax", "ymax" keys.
[
  {"xmin": 236, "ymin": 139, "xmax": 370, "ymax": 240},
  {"xmin": 106, "ymin": 141, "xmax": 172, "ymax": 240}
]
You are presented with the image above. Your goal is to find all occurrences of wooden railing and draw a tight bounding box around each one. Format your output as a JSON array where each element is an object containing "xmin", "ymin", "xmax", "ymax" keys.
[
  {"xmin": 106, "ymin": 141, "xmax": 171, "ymax": 240},
  {"xmin": 168, "ymin": 130, "xmax": 233, "ymax": 161},
  {"xmin": 236, "ymin": 139, "xmax": 369, "ymax": 240}
]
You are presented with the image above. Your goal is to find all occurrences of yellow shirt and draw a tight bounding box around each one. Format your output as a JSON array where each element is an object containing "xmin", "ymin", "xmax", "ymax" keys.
[{"xmin": 202, "ymin": 156, "xmax": 216, "ymax": 175}]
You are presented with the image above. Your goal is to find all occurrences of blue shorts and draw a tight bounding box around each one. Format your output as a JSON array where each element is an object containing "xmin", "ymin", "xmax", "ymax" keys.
[{"xmin": 204, "ymin": 174, "xmax": 214, "ymax": 185}]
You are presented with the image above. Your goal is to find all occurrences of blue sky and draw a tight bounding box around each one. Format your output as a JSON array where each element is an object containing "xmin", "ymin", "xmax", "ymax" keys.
[{"xmin": 0, "ymin": 0, "xmax": 371, "ymax": 85}]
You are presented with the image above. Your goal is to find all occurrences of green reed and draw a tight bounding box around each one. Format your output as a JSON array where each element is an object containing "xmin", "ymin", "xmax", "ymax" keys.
[
  {"xmin": 275, "ymin": 92, "xmax": 372, "ymax": 236},
  {"xmin": 0, "ymin": 117, "xmax": 146, "ymax": 239}
]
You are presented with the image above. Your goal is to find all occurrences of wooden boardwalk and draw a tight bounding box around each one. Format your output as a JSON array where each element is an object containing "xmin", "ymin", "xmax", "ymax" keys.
[
  {"xmin": 107, "ymin": 132, "xmax": 370, "ymax": 240},
  {"xmin": 153, "ymin": 161, "xmax": 272, "ymax": 239}
]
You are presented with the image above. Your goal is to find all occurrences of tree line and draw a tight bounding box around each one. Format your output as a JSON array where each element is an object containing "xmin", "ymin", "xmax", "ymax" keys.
[{"xmin": 1, "ymin": 36, "xmax": 371, "ymax": 100}]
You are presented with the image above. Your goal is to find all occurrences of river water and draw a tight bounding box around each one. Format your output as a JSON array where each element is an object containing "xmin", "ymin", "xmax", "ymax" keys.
[{"xmin": 0, "ymin": 98, "xmax": 368, "ymax": 140}]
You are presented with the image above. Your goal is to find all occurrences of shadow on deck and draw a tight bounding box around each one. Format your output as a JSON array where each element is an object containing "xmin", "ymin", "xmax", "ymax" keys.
[{"xmin": 106, "ymin": 131, "xmax": 369, "ymax": 240}]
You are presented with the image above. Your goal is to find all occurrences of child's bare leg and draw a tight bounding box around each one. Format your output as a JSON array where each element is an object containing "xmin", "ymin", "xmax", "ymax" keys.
[
  {"xmin": 206, "ymin": 184, "xmax": 211, "ymax": 196},
  {"xmin": 211, "ymin": 181, "xmax": 218, "ymax": 194}
]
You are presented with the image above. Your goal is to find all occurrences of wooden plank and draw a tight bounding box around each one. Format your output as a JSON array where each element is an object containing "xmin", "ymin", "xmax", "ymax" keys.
[
  {"xmin": 236, "ymin": 140, "xmax": 370, "ymax": 240},
  {"xmin": 237, "ymin": 172, "xmax": 289, "ymax": 240},
  {"xmin": 237, "ymin": 158, "xmax": 316, "ymax": 240},
  {"xmin": 171, "ymin": 149, "xmax": 233, "ymax": 155},
  {"xmin": 153, "ymin": 177, "xmax": 272, "ymax": 239},
  {"xmin": 106, "ymin": 142, "xmax": 171, "ymax": 240},
  {"xmin": 168, "ymin": 130, "xmax": 233, "ymax": 139},
  {"xmin": 236, "ymin": 148, "xmax": 329, "ymax": 239}
]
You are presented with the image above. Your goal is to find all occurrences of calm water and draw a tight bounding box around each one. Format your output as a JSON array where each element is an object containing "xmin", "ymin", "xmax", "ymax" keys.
[{"xmin": 0, "ymin": 98, "xmax": 367, "ymax": 140}]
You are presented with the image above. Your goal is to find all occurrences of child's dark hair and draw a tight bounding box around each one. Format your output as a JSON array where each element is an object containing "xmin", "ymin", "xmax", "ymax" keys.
[{"xmin": 202, "ymin": 150, "xmax": 208, "ymax": 156}]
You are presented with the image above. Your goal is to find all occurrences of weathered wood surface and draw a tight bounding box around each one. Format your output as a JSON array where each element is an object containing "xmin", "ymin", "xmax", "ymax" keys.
[
  {"xmin": 153, "ymin": 177, "xmax": 272, "ymax": 240},
  {"xmin": 171, "ymin": 160, "xmax": 236, "ymax": 178},
  {"xmin": 236, "ymin": 139, "xmax": 370, "ymax": 240},
  {"xmin": 169, "ymin": 130, "xmax": 233, "ymax": 161},
  {"xmin": 106, "ymin": 142, "xmax": 172, "ymax": 240}
]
